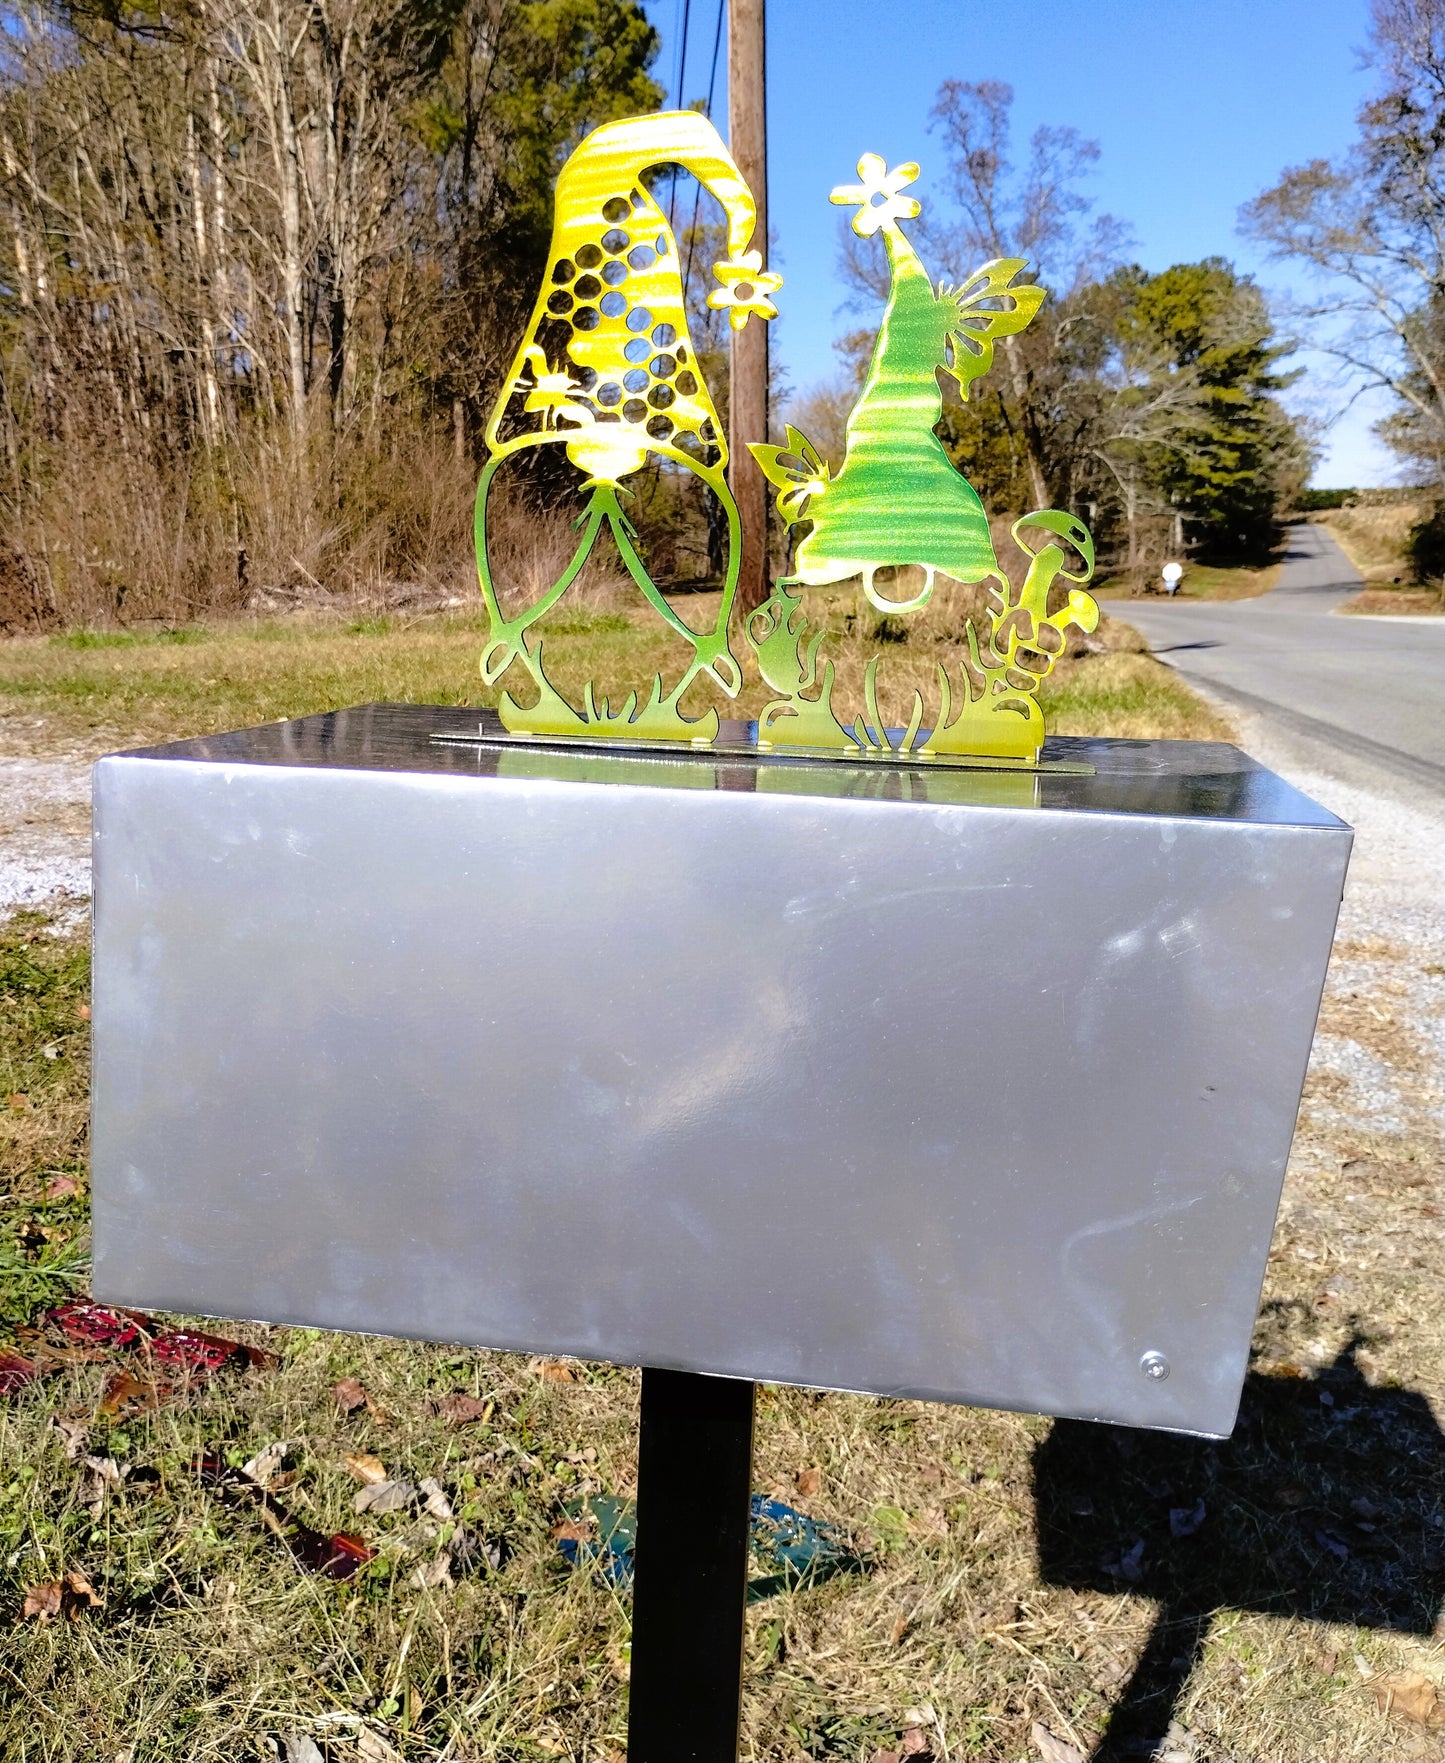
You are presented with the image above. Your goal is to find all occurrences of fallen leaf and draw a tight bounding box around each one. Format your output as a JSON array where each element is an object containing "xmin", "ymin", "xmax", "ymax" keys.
[
  {"xmin": 7, "ymin": 1092, "xmax": 29, "ymax": 1110},
  {"xmin": 551, "ymin": 1516, "xmax": 593, "ymax": 1543},
  {"xmin": 51, "ymin": 1416, "xmax": 88, "ymax": 1460},
  {"xmin": 242, "ymin": 1439, "xmax": 296, "ymax": 1487},
  {"xmin": 796, "ymin": 1465, "xmax": 822, "ymax": 1498},
  {"xmin": 100, "ymin": 1370, "xmax": 162, "ymax": 1417},
  {"xmin": 344, "ymin": 1451, "xmax": 387, "ymax": 1485},
  {"xmin": 1371, "ymin": 1670, "xmax": 1445, "ymax": 1726},
  {"xmin": 356, "ymin": 1728, "xmax": 403, "ymax": 1762},
  {"xmin": 901, "ymin": 1707, "xmax": 936, "ymax": 1729},
  {"xmin": 352, "ymin": 1478, "xmax": 415, "ymax": 1515},
  {"xmin": 899, "ymin": 1728, "xmax": 931, "ymax": 1757},
  {"xmin": 418, "ymin": 1476, "xmax": 453, "ymax": 1521},
  {"xmin": 40, "ymin": 1175, "xmax": 78, "ymax": 1201},
  {"xmin": 76, "ymin": 1003, "xmax": 90, "ymax": 1020},
  {"xmin": 79, "ymin": 1455, "xmax": 126, "ymax": 1510},
  {"xmin": 870, "ymin": 1752, "xmax": 901, "ymax": 1763},
  {"xmin": 150, "ymin": 1324, "xmax": 273, "ymax": 1375},
  {"xmin": 530, "ymin": 1357, "xmax": 578, "ymax": 1383},
  {"xmin": 1030, "ymin": 1721, "xmax": 1086, "ymax": 1763},
  {"xmin": 411, "ymin": 1553, "xmax": 454, "ymax": 1590},
  {"xmin": 437, "ymin": 1392, "xmax": 492, "ymax": 1425},
  {"xmin": 1169, "ymin": 1497, "xmax": 1207, "ymax": 1538},
  {"xmin": 280, "ymin": 1736, "xmax": 324, "ymax": 1763},
  {"xmin": 890, "ymin": 1611, "xmax": 908, "ymax": 1647},
  {"xmin": 22, "ymin": 1568, "xmax": 100, "ymax": 1623},
  {"xmin": 1102, "ymin": 1538, "xmax": 1146, "ymax": 1583},
  {"xmin": 1315, "ymin": 1526, "xmax": 1351, "ymax": 1562},
  {"xmin": 333, "ymin": 1376, "xmax": 368, "ymax": 1412},
  {"xmin": 0, "ymin": 1350, "xmax": 45, "ymax": 1397},
  {"xmin": 288, "ymin": 1527, "xmax": 374, "ymax": 1579},
  {"xmin": 21, "ymin": 1581, "xmax": 61, "ymax": 1621}
]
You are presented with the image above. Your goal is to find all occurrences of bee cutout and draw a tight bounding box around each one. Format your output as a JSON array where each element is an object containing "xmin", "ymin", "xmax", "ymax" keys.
[{"xmin": 476, "ymin": 111, "xmax": 779, "ymax": 743}]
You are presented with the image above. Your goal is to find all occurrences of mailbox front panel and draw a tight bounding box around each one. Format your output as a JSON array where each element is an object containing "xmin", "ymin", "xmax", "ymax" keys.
[{"xmin": 91, "ymin": 708, "xmax": 1350, "ymax": 1436}]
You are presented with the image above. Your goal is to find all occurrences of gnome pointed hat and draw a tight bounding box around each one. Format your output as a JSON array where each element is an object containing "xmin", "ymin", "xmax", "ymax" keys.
[
  {"xmin": 486, "ymin": 111, "xmax": 759, "ymax": 488},
  {"xmin": 793, "ymin": 220, "xmax": 1000, "ymax": 603}
]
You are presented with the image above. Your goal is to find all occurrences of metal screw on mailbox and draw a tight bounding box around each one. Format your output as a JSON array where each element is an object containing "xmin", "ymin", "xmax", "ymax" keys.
[{"xmin": 1140, "ymin": 1351, "xmax": 1171, "ymax": 1381}]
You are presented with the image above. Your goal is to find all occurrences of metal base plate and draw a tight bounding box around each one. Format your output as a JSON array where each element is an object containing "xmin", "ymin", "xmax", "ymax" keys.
[{"xmin": 429, "ymin": 716, "xmax": 1096, "ymax": 774}]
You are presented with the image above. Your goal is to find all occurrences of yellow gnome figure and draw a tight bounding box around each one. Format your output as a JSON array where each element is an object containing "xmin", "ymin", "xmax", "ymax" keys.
[{"xmin": 477, "ymin": 111, "xmax": 781, "ymax": 741}]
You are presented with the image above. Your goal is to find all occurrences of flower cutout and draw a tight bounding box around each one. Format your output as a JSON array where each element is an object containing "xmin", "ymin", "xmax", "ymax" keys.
[
  {"xmin": 830, "ymin": 154, "xmax": 922, "ymax": 237},
  {"xmin": 707, "ymin": 249, "xmax": 783, "ymax": 331}
]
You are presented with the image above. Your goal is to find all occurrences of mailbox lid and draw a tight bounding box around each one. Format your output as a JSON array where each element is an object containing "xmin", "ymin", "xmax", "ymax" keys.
[{"xmin": 91, "ymin": 705, "xmax": 1351, "ymax": 1437}]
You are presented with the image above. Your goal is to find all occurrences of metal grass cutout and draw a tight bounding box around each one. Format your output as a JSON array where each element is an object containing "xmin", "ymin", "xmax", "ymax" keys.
[{"xmin": 476, "ymin": 126, "xmax": 1099, "ymax": 766}]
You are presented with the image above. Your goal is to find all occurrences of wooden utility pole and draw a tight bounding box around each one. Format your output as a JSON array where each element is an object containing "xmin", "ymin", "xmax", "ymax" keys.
[{"xmin": 728, "ymin": 0, "xmax": 769, "ymax": 616}]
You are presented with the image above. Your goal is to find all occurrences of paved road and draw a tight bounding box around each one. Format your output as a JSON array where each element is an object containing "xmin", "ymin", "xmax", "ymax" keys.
[{"xmin": 1120, "ymin": 524, "xmax": 1445, "ymax": 792}]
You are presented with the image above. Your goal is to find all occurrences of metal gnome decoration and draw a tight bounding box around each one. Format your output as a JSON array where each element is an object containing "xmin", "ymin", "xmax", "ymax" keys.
[
  {"xmin": 89, "ymin": 105, "xmax": 1353, "ymax": 1763},
  {"xmin": 475, "ymin": 112, "xmax": 1097, "ymax": 764}
]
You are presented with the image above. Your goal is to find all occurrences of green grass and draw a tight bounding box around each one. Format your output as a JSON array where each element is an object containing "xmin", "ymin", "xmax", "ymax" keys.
[
  {"xmin": 0, "ymin": 594, "xmax": 1229, "ymax": 755},
  {"xmin": 1093, "ymin": 562, "xmax": 1280, "ymax": 602},
  {"xmin": 3, "ymin": 614, "xmax": 1440, "ymax": 1759}
]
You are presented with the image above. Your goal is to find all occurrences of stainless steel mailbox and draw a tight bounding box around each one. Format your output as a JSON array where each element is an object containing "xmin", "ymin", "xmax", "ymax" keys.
[{"xmin": 90, "ymin": 704, "xmax": 1350, "ymax": 1438}]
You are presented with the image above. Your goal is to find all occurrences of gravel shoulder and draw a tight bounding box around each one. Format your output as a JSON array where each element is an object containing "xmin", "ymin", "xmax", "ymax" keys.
[{"xmin": 0, "ymin": 720, "xmax": 94, "ymax": 919}]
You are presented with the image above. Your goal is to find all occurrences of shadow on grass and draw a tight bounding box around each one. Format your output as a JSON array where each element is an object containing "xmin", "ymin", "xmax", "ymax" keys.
[{"xmin": 1033, "ymin": 1337, "xmax": 1445, "ymax": 1761}]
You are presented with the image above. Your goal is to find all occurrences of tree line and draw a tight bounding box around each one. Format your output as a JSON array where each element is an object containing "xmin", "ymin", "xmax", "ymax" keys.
[
  {"xmin": 0, "ymin": 0, "xmax": 1327, "ymax": 633},
  {"xmin": 0, "ymin": 0, "xmax": 661, "ymax": 628},
  {"xmin": 794, "ymin": 79, "xmax": 1311, "ymax": 589}
]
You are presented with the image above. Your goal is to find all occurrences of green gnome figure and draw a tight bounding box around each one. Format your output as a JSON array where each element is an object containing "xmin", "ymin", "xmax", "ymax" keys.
[{"xmin": 748, "ymin": 155, "xmax": 1099, "ymax": 762}]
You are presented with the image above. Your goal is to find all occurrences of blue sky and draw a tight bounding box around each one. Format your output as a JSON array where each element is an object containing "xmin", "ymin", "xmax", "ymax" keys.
[{"xmin": 641, "ymin": 0, "xmax": 1393, "ymax": 486}]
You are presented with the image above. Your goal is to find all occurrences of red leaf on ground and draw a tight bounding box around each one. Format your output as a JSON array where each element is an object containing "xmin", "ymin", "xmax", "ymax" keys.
[
  {"xmin": 333, "ymin": 1376, "xmax": 368, "ymax": 1412},
  {"xmin": 150, "ymin": 1325, "xmax": 275, "ymax": 1374},
  {"xmin": 40, "ymin": 1175, "xmax": 78, "ymax": 1201},
  {"xmin": 530, "ymin": 1358, "xmax": 578, "ymax": 1383},
  {"xmin": 796, "ymin": 1466, "xmax": 823, "ymax": 1498},
  {"xmin": 22, "ymin": 1569, "xmax": 100, "ymax": 1623},
  {"xmin": 289, "ymin": 1527, "xmax": 375, "ymax": 1580},
  {"xmin": 100, "ymin": 1370, "xmax": 163, "ymax": 1416},
  {"xmin": 0, "ymin": 1350, "xmax": 45, "ymax": 1397},
  {"xmin": 437, "ymin": 1392, "xmax": 492, "ymax": 1425},
  {"xmin": 46, "ymin": 1300, "xmax": 148, "ymax": 1351}
]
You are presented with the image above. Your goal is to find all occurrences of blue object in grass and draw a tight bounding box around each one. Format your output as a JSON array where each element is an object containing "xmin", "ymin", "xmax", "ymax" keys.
[{"xmin": 554, "ymin": 1492, "xmax": 861, "ymax": 1597}]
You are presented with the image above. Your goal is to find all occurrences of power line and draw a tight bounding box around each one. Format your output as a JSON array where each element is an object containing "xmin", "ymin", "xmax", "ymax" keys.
[
  {"xmin": 668, "ymin": 0, "xmax": 693, "ymax": 228},
  {"xmin": 683, "ymin": 0, "xmax": 727, "ymax": 305}
]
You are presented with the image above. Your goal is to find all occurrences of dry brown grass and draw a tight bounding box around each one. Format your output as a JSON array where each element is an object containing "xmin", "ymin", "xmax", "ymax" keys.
[
  {"xmin": 0, "ymin": 593, "xmax": 1228, "ymax": 759},
  {"xmin": 1338, "ymin": 587, "xmax": 1445, "ymax": 617},
  {"xmin": 1094, "ymin": 563, "xmax": 1281, "ymax": 604},
  {"xmin": 0, "ymin": 621, "xmax": 1440, "ymax": 1762},
  {"xmin": 1312, "ymin": 503, "xmax": 1428, "ymax": 586}
]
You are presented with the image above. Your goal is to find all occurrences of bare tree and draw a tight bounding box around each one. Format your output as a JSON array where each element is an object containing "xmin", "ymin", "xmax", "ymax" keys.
[
  {"xmin": 923, "ymin": 78, "xmax": 1128, "ymax": 507},
  {"xmin": 1242, "ymin": 0, "xmax": 1445, "ymax": 484}
]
